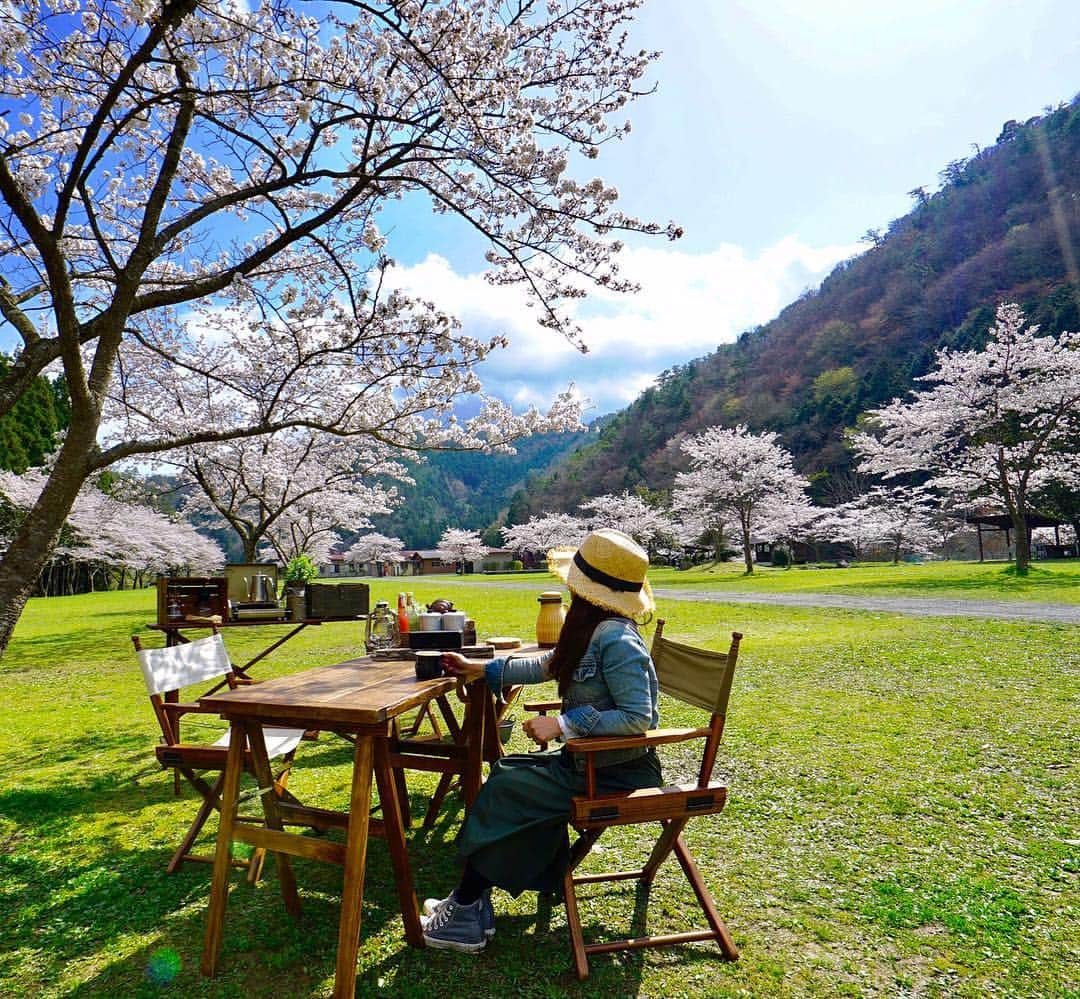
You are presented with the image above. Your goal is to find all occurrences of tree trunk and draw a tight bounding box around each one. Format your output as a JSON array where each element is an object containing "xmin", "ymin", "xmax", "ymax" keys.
[
  {"xmin": 1010, "ymin": 507, "xmax": 1031, "ymax": 572},
  {"xmin": 740, "ymin": 521, "xmax": 754, "ymax": 575},
  {"xmin": 0, "ymin": 440, "xmax": 91, "ymax": 659}
]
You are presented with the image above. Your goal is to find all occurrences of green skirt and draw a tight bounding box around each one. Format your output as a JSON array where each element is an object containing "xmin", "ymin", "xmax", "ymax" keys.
[{"xmin": 455, "ymin": 748, "xmax": 662, "ymax": 896}]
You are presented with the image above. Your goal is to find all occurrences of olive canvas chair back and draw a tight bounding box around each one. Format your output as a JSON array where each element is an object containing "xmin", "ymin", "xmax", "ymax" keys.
[
  {"xmin": 547, "ymin": 617, "xmax": 743, "ymax": 980},
  {"xmin": 651, "ymin": 618, "xmax": 740, "ymax": 790},
  {"xmin": 132, "ymin": 630, "xmax": 303, "ymax": 878}
]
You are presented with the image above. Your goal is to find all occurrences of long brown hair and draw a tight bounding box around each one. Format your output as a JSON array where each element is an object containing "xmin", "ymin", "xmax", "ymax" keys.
[{"xmin": 547, "ymin": 594, "xmax": 625, "ymax": 695}]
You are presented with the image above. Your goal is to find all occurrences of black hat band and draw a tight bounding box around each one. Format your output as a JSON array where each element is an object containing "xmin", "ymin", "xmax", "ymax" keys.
[{"xmin": 573, "ymin": 551, "xmax": 644, "ymax": 593}]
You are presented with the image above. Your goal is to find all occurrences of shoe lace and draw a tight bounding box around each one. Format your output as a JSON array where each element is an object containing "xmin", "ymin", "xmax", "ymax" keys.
[{"xmin": 426, "ymin": 899, "xmax": 456, "ymax": 931}]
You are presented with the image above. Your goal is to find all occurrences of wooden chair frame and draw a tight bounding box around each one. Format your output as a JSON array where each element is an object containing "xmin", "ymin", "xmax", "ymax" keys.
[
  {"xmin": 133, "ymin": 630, "xmax": 304, "ymax": 881},
  {"xmin": 390, "ymin": 681, "xmax": 523, "ymax": 829},
  {"xmin": 528, "ymin": 619, "xmax": 742, "ymax": 979}
]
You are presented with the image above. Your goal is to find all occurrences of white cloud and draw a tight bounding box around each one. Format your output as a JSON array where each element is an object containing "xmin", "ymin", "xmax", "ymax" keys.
[{"xmin": 384, "ymin": 235, "xmax": 862, "ymax": 417}]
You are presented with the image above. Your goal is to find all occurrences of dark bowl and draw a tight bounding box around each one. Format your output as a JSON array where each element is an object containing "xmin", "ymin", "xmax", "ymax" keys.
[{"xmin": 414, "ymin": 651, "xmax": 445, "ymax": 680}]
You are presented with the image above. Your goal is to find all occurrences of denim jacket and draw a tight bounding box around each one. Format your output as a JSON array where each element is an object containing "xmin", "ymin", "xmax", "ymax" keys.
[{"xmin": 483, "ymin": 617, "xmax": 659, "ymax": 770}]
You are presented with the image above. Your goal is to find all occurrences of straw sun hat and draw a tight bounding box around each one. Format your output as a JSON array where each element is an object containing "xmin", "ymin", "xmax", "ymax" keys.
[{"xmin": 547, "ymin": 528, "xmax": 655, "ymax": 619}]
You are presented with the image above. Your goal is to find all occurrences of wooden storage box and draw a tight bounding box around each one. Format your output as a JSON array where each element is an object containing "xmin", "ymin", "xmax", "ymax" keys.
[
  {"xmin": 306, "ymin": 582, "xmax": 370, "ymax": 620},
  {"xmin": 408, "ymin": 630, "xmax": 463, "ymax": 651},
  {"xmin": 157, "ymin": 576, "xmax": 229, "ymax": 626}
]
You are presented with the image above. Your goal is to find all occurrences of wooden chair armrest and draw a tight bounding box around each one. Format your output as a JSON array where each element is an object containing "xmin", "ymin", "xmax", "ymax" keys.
[
  {"xmin": 160, "ymin": 701, "xmax": 208, "ymax": 717},
  {"xmin": 522, "ymin": 699, "xmax": 562, "ymax": 714},
  {"xmin": 564, "ymin": 726, "xmax": 712, "ymax": 754}
]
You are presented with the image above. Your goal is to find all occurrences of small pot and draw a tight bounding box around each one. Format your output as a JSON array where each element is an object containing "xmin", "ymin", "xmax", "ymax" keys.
[
  {"xmin": 414, "ymin": 650, "xmax": 444, "ymax": 680},
  {"xmin": 285, "ymin": 589, "xmax": 307, "ymax": 622}
]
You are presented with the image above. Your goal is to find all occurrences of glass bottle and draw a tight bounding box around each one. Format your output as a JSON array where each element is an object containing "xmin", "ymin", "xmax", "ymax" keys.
[
  {"xmin": 397, "ymin": 592, "xmax": 409, "ymax": 636},
  {"xmin": 406, "ymin": 591, "xmax": 420, "ymax": 632}
]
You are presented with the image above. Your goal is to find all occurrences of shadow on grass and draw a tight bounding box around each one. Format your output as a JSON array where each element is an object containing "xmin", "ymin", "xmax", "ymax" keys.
[
  {"xmin": 1, "ymin": 755, "xmax": 661, "ymax": 998},
  {"xmin": 839, "ymin": 564, "xmax": 1067, "ymax": 597},
  {"xmin": 5, "ymin": 621, "xmax": 149, "ymax": 670}
]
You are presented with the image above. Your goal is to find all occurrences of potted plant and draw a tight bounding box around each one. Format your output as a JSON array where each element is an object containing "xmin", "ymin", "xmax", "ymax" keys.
[{"xmin": 282, "ymin": 554, "xmax": 318, "ymax": 621}]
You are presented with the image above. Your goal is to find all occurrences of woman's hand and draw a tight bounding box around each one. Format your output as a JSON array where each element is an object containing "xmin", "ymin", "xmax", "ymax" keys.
[
  {"xmin": 522, "ymin": 715, "xmax": 562, "ymax": 746},
  {"xmin": 440, "ymin": 652, "xmax": 485, "ymax": 682}
]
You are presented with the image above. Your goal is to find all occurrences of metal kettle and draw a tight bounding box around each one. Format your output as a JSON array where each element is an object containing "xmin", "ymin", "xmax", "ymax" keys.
[{"xmin": 245, "ymin": 574, "xmax": 276, "ymax": 603}]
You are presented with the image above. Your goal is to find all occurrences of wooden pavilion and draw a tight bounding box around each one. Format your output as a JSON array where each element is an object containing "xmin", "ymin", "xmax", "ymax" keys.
[{"xmin": 965, "ymin": 510, "xmax": 1066, "ymax": 561}]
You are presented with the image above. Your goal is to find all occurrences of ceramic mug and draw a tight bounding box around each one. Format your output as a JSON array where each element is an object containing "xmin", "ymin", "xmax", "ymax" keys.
[{"xmin": 414, "ymin": 650, "xmax": 444, "ymax": 679}]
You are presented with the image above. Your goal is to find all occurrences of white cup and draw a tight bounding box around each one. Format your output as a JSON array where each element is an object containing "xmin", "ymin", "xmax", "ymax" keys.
[
  {"xmin": 441, "ymin": 611, "xmax": 466, "ymax": 632},
  {"xmin": 419, "ymin": 612, "xmax": 443, "ymax": 632}
]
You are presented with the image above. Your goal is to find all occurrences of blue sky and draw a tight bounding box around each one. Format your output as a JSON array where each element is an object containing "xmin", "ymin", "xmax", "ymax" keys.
[
  {"xmin": 380, "ymin": 0, "xmax": 1080, "ymax": 417},
  {"xmin": 8, "ymin": 1, "xmax": 1080, "ymax": 420}
]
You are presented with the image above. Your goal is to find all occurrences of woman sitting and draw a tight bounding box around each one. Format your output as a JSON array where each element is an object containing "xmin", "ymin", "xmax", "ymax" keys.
[{"xmin": 422, "ymin": 528, "xmax": 662, "ymax": 952}]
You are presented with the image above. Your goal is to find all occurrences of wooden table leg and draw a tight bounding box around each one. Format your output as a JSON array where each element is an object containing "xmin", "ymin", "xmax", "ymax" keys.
[
  {"xmin": 389, "ymin": 721, "xmax": 412, "ymax": 830},
  {"xmin": 334, "ymin": 734, "xmax": 374, "ymax": 999},
  {"xmin": 201, "ymin": 721, "xmax": 244, "ymax": 978},
  {"xmin": 374, "ymin": 737, "xmax": 424, "ymax": 947},
  {"xmin": 243, "ymin": 720, "xmax": 301, "ymax": 918}
]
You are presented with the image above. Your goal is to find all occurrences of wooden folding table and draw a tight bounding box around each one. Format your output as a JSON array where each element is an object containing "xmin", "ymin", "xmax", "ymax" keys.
[{"xmin": 198, "ymin": 655, "xmax": 494, "ymax": 999}]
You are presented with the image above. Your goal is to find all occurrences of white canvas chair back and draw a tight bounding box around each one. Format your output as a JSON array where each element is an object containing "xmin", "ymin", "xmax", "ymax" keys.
[{"xmin": 137, "ymin": 633, "xmax": 232, "ymax": 697}]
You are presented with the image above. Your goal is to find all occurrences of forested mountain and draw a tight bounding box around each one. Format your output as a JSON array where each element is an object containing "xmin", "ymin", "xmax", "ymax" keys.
[
  {"xmin": 516, "ymin": 99, "xmax": 1080, "ymax": 517},
  {"xmin": 369, "ymin": 430, "xmax": 590, "ymax": 548}
]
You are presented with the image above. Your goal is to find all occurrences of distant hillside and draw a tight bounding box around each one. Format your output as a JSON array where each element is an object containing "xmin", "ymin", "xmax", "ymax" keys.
[
  {"xmin": 369, "ymin": 429, "xmax": 590, "ymax": 548},
  {"xmin": 521, "ymin": 99, "xmax": 1080, "ymax": 515}
]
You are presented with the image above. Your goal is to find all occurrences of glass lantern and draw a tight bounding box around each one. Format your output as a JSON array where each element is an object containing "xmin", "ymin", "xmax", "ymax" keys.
[{"xmin": 366, "ymin": 600, "xmax": 399, "ymax": 653}]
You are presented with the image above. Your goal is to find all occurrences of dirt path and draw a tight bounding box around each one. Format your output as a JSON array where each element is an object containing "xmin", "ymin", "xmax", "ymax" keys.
[
  {"xmin": 444, "ymin": 579, "xmax": 1080, "ymax": 624},
  {"xmin": 649, "ymin": 588, "xmax": 1080, "ymax": 624}
]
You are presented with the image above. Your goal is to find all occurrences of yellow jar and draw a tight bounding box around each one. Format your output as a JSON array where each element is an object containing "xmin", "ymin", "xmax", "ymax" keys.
[{"xmin": 536, "ymin": 591, "xmax": 566, "ymax": 648}]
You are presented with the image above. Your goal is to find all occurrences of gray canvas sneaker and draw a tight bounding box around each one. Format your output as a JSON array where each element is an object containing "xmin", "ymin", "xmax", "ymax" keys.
[
  {"xmin": 423, "ymin": 890, "xmax": 495, "ymax": 938},
  {"xmin": 421, "ymin": 896, "xmax": 487, "ymax": 953}
]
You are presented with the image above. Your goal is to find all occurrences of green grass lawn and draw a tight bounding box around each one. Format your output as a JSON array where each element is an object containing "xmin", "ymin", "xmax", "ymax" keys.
[
  {"xmin": 1, "ymin": 582, "xmax": 1077, "ymax": 998},
  {"xmin": 639, "ymin": 558, "xmax": 1080, "ymax": 604}
]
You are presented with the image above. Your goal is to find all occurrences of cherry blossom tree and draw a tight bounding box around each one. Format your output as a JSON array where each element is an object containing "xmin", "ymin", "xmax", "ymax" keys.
[
  {"xmin": 815, "ymin": 502, "xmax": 888, "ymax": 562},
  {"xmin": 670, "ymin": 488, "xmax": 732, "ymax": 564},
  {"xmin": 674, "ymin": 425, "xmax": 810, "ymax": 574},
  {"xmin": 346, "ymin": 532, "xmax": 404, "ymax": 574},
  {"xmin": 501, "ymin": 512, "xmax": 588, "ymax": 558},
  {"xmin": 1, "ymin": 467, "xmax": 222, "ymax": 592},
  {"xmin": 174, "ymin": 430, "xmax": 401, "ymax": 563},
  {"xmin": 437, "ymin": 527, "xmax": 488, "ymax": 572},
  {"xmin": 830, "ymin": 486, "xmax": 940, "ymax": 563},
  {"xmin": 259, "ymin": 525, "xmax": 343, "ymax": 571},
  {"xmin": 0, "ymin": 0, "xmax": 674, "ymax": 655},
  {"xmin": 753, "ymin": 493, "xmax": 825, "ymax": 566},
  {"xmin": 578, "ymin": 491, "xmax": 673, "ymax": 554},
  {"xmin": 851, "ymin": 303, "xmax": 1080, "ymax": 571}
]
